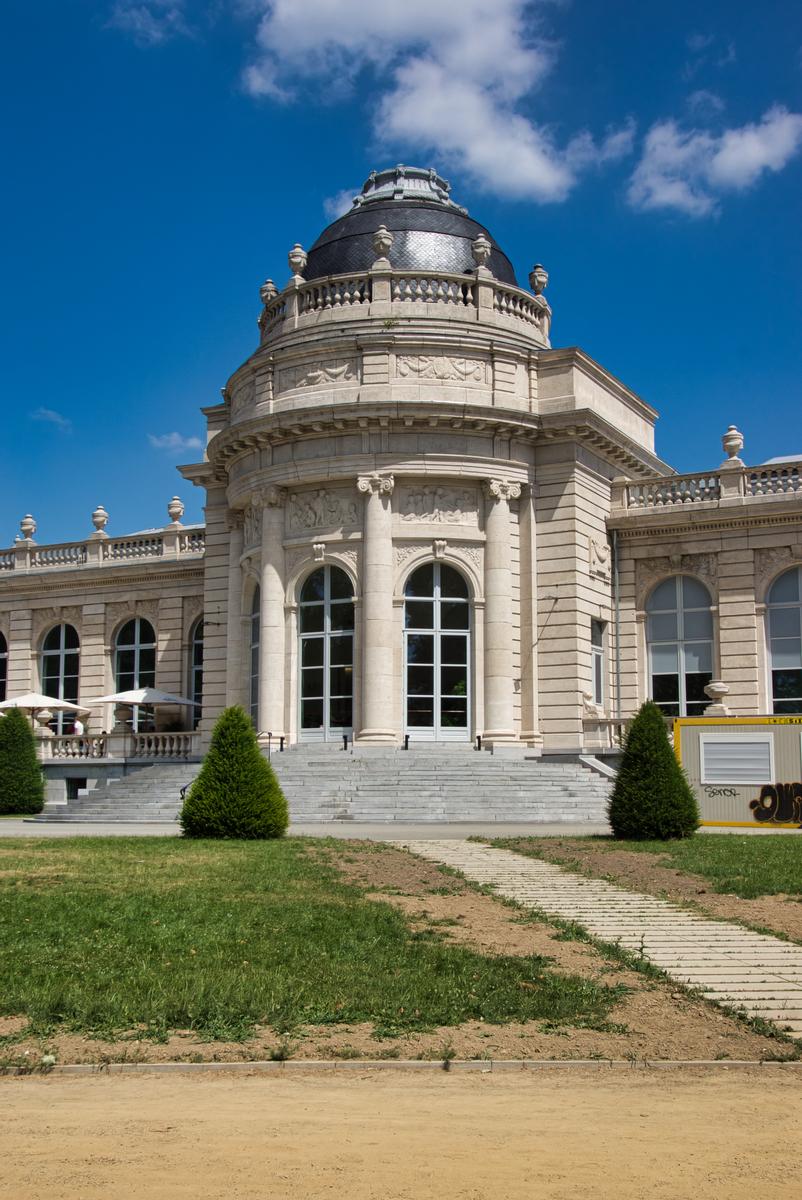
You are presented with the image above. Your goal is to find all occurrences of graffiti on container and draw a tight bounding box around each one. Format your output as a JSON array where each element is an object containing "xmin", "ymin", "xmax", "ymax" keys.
[
  {"xmin": 703, "ymin": 786, "xmax": 737, "ymax": 798},
  {"xmin": 749, "ymin": 782, "xmax": 802, "ymax": 825}
]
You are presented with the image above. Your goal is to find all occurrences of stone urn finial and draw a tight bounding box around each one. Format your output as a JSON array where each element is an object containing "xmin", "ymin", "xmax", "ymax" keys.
[
  {"xmin": 19, "ymin": 514, "xmax": 36, "ymax": 541},
  {"xmin": 287, "ymin": 243, "xmax": 307, "ymax": 278},
  {"xmin": 529, "ymin": 263, "xmax": 549, "ymax": 295},
  {"xmin": 704, "ymin": 679, "xmax": 732, "ymax": 717},
  {"xmin": 471, "ymin": 234, "xmax": 492, "ymax": 270},
  {"xmin": 91, "ymin": 505, "xmax": 109, "ymax": 536},
  {"xmin": 372, "ymin": 225, "xmax": 394, "ymax": 263},
  {"xmin": 167, "ymin": 496, "xmax": 185, "ymax": 526},
  {"xmin": 721, "ymin": 424, "xmax": 745, "ymax": 467},
  {"xmin": 259, "ymin": 278, "xmax": 278, "ymax": 304}
]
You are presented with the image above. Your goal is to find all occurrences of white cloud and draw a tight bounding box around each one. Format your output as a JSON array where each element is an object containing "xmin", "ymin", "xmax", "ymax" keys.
[
  {"xmin": 628, "ymin": 106, "xmax": 802, "ymax": 216},
  {"xmin": 323, "ymin": 188, "xmax": 359, "ymax": 221},
  {"xmin": 241, "ymin": 0, "xmax": 634, "ymax": 204},
  {"xmin": 148, "ymin": 432, "xmax": 203, "ymax": 453},
  {"xmin": 686, "ymin": 89, "xmax": 725, "ymax": 116},
  {"xmin": 30, "ymin": 408, "xmax": 72, "ymax": 432},
  {"xmin": 107, "ymin": 1, "xmax": 189, "ymax": 47}
]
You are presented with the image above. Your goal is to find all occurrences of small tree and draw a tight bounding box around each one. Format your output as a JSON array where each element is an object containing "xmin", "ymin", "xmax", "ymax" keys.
[
  {"xmin": 0, "ymin": 708, "xmax": 45, "ymax": 815},
  {"xmin": 608, "ymin": 700, "xmax": 699, "ymax": 840},
  {"xmin": 180, "ymin": 705, "xmax": 289, "ymax": 839}
]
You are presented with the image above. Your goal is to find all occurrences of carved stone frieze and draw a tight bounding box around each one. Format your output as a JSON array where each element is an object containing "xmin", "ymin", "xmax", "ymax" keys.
[
  {"xmin": 276, "ymin": 358, "xmax": 358, "ymax": 393},
  {"xmin": 288, "ymin": 490, "xmax": 360, "ymax": 533},
  {"xmin": 398, "ymin": 485, "xmax": 478, "ymax": 524},
  {"xmin": 396, "ymin": 355, "xmax": 489, "ymax": 384},
  {"xmin": 243, "ymin": 505, "xmax": 262, "ymax": 549}
]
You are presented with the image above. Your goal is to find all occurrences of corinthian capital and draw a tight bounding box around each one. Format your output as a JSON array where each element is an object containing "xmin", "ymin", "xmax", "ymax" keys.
[
  {"xmin": 483, "ymin": 478, "xmax": 522, "ymax": 502},
  {"xmin": 357, "ymin": 472, "xmax": 395, "ymax": 496}
]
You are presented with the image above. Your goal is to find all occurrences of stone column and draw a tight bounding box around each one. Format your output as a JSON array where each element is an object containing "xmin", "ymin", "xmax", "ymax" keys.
[
  {"xmin": 355, "ymin": 472, "xmax": 396, "ymax": 744},
  {"xmin": 225, "ymin": 516, "xmax": 244, "ymax": 707},
  {"xmin": 482, "ymin": 479, "xmax": 521, "ymax": 744},
  {"xmin": 258, "ymin": 487, "xmax": 287, "ymax": 743}
]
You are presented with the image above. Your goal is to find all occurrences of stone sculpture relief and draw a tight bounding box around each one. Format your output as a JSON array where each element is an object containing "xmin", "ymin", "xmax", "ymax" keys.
[
  {"xmin": 288, "ymin": 490, "xmax": 360, "ymax": 533},
  {"xmin": 396, "ymin": 355, "xmax": 489, "ymax": 384},
  {"xmin": 277, "ymin": 358, "xmax": 358, "ymax": 393},
  {"xmin": 398, "ymin": 485, "xmax": 478, "ymax": 524},
  {"xmin": 243, "ymin": 506, "xmax": 262, "ymax": 549},
  {"xmin": 588, "ymin": 537, "xmax": 612, "ymax": 581}
]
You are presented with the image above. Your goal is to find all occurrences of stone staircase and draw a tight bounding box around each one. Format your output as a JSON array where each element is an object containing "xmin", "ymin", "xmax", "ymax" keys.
[{"xmin": 36, "ymin": 745, "xmax": 612, "ymax": 824}]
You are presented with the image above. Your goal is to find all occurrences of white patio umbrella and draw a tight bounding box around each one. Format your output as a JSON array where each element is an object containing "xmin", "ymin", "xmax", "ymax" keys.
[
  {"xmin": 89, "ymin": 687, "xmax": 198, "ymax": 707},
  {"xmin": 0, "ymin": 692, "xmax": 90, "ymax": 715}
]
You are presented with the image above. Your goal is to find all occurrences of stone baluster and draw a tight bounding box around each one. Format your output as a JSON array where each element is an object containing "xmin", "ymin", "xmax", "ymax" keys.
[
  {"xmin": 482, "ymin": 479, "xmax": 522, "ymax": 744},
  {"xmin": 356, "ymin": 472, "xmax": 396, "ymax": 744},
  {"xmin": 258, "ymin": 487, "xmax": 287, "ymax": 743}
]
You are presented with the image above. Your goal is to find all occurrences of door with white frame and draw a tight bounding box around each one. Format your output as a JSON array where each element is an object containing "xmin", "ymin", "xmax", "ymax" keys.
[
  {"xmin": 298, "ymin": 565, "xmax": 354, "ymax": 742},
  {"xmin": 403, "ymin": 562, "xmax": 471, "ymax": 741}
]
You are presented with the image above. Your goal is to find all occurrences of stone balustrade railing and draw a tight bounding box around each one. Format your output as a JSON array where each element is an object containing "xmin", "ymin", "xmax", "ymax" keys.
[
  {"xmin": 39, "ymin": 730, "xmax": 201, "ymax": 762},
  {"xmin": 3, "ymin": 525, "xmax": 205, "ymax": 573},
  {"xmin": 612, "ymin": 460, "xmax": 802, "ymax": 514},
  {"xmin": 261, "ymin": 268, "xmax": 551, "ymax": 341}
]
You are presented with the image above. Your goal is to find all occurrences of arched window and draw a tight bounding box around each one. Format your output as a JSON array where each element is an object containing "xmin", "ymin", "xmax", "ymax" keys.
[
  {"xmin": 41, "ymin": 624, "xmax": 80, "ymax": 734},
  {"xmin": 250, "ymin": 586, "xmax": 260, "ymax": 728},
  {"xmin": 767, "ymin": 566, "xmax": 802, "ymax": 714},
  {"xmin": 646, "ymin": 576, "xmax": 713, "ymax": 717},
  {"xmin": 189, "ymin": 618, "xmax": 204, "ymax": 729},
  {"xmin": 114, "ymin": 618, "xmax": 156, "ymax": 732},
  {"xmin": 404, "ymin": 562, "xmax": 471, "ymax": 739},
  {"xmin": 299, "ymin": 566, "xmax": 354, "ymax": 741},
  {"xmin": 0, "ymin": 631, "xmax": 7, "ymax": 703}
]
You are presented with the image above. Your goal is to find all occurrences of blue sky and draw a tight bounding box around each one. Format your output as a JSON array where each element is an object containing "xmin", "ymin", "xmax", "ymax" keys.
[{"xmin": 2, "ymin": 0, "xmax": 801, "ymax": 544}]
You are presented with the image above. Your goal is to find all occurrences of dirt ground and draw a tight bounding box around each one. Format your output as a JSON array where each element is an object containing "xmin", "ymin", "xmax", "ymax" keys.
[
  {"xmin": 2, "ymin": 1069, "xmax": 801, "ymax": 1199},
  {"xmin": 2, "ymin": 843, "xmax": 791, "ymax": 1066},
  {"xmin": 498, "ymin": 839, "xmax": 802, "ymax": 942}
]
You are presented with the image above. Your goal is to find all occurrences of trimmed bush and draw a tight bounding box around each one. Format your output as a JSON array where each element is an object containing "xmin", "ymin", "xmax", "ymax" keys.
[
  {"xmin": 0, "ymin": 708, "xmax": 45, "ymax": 815},
  {"xmin": 608, "ymin": 700, "xmax": 699, "ymax": 840},
  {"xmin": 180, "ymin": 705, "xmax": 289, "ymax": 839}
]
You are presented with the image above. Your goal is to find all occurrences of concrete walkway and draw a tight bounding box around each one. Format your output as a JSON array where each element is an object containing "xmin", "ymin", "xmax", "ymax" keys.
[{"xmin": 401, "ymin": 839, "xmax": 802, "ymax": 1041}]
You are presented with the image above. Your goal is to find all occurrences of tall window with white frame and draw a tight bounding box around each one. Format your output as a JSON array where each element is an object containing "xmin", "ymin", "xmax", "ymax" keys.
[
  {"xmin": 646, "ymin": 576, "xmax": 713, "ymax": 717},
  {"xmin": 298, "ymin": 566, "xmax": 354, "ymax": 742},
  {"xmin": 0, "ymin": 631, "xmax": 7, "ymax": 702},
  {"xmin": 767, "ymin": 566, "xmax": 802, "ymax": 714},
  {"xmin": 590, "ymin": 619, "xmax": 605, "ymax": 709},
  {"xmin": 404, "ymin": 562, "xmax": 471, "ymax": 740},
  {"xmin": 41, "ymin": 624, "xmax": 80, "ymax": 733},
  {"xmin": 189, "ymin": 618, "xmax": 204, "ymax": 729},
  {"xmin": 249, "ymin": 586, "xmax": 260, "ymax": 728},
  {"xmin": 114, "ymin": 618, "xmax": 156, "ymax": 732}
]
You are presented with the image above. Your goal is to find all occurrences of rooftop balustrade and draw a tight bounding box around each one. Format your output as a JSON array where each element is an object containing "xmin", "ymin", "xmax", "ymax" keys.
[
  {"xmin": 1, "ymin": 523, "xmax": 205, "ymax": 574},
  {"xmin": 610, "ymin": 457, "xmax": 802, "ymax": 517}
]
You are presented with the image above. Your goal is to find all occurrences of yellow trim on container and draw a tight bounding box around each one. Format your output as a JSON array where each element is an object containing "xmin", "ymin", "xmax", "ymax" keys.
[{"xmin": 700, "ymin": 820, "xmax": 802, "ymax": 829}]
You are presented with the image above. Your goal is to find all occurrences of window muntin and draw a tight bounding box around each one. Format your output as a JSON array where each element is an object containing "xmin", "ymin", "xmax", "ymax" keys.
[
  {"xmin": 299, "ymin": 566, "xmax": 354, "ymax": 739},
  {"xmin": 114, "ymin": 618, "xmax": 156, "ymax": 731},
  {"xmin": 404, "ymin": 563, "xmax": 470, "ymax": 738},
  {"xmin": 250, "ymin": 586, "xmax": 260, "ymax": 728},
  {"xmin": 0, "ymin": 631, "xmax": 6, "ymax": 703},
  {"xmin": 591, "ymin": 619, "xmax": 605, "ymax": 708},
  {"xmin": 41, "ymin": 624, "xmax": 80, "ymax": 734},
  {"xmin": 190, "ymin": 618, "xmax": 204, "ymax": 730},
  {"xmin": 646, "ymin": 576, "xmax": 713, "ymax": 717},
  {"xmin": 768, "ymin": 566, "xmax": 802, "ymax": 714}
]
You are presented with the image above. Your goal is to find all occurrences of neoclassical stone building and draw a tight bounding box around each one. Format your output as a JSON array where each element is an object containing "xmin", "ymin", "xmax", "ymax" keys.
[{"xmin": 2, "ymin": 166, "xmax": 801, "ymax": 775}]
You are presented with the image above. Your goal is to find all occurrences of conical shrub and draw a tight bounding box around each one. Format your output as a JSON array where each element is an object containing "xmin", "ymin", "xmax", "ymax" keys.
[
  {"xmin": 0, "ymin": 708, "xmax": 45, "ymax": 815},
  {"xmin": 180, "ymin": 705, "xmax": 289, "ymax": 839},
  {"xmin": 608, "ymin": 700, "xmax": 699, "ymax": 840}
]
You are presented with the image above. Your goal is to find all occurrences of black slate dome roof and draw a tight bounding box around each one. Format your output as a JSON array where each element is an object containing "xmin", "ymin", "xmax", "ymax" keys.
[{"xmin": 304, "ymin": 166, "xmax": 518, "ymax": 287}]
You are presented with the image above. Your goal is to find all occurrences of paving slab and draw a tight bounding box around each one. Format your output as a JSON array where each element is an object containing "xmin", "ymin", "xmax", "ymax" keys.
[{"xmin": 400, "ymin": 839, "xmax": 802, "ymax": 1042}]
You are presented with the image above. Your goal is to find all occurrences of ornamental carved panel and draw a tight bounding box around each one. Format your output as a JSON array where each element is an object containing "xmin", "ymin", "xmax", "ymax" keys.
[
  {"xmin": 287, "ymin": 490, "xmax": 360, "ymax": 534},
  {"xmin": 276, "ymin": 358, "xmax": 358, "ymax": 393},
  {"xmin": 396, "ymin": 354, "xmax": 490, "ymax": 384},
  {"xmin": 398, "ymin": 485, "xmax": 479, "ymax": 525},
  {"xmin": 754, "ymin": 546, "xmax": 797, "ymax": 597},
  {"xmin": 588, "ymin": 537, "xmax": 612, "ymax": 582},
  {"xmin": 243, "ymin": 505, "xmax": 262, "ymax": 549}
]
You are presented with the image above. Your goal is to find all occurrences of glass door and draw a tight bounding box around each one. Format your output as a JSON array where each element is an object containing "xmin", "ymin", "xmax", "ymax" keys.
[
  {"xmin": 404, "ymin": 562, "xmax": 470, "ymax": 740},
  {"xmin": 299, "ymin": 566, "xmax": 354, "ymax": 741}
]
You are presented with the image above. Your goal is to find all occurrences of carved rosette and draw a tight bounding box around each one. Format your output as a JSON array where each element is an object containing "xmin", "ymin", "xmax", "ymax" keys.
[
  {"xmin": 483, "ymin": 479, "xmax": 522, "ymax": 503},
  {"xmin": 357, "ymin": 473, "xmax": 395, "ymax": 497}
]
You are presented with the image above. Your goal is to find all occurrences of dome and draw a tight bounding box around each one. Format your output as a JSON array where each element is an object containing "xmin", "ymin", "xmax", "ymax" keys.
[{"xmin": 303, "ymin": 166, "xmax": 518, "ymax": 286}]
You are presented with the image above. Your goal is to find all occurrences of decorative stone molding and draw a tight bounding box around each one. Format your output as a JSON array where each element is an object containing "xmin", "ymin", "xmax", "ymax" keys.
[
  {"xmin": 263, "ymin": 486, "xmax": 287, "ymax": 508},
  {"xmin": 588, "ymin": 536, "xmax": 612, "ymax": 582},
  {"xmin": 635, "ymin": 552, "xmax": 718, "ymax": 607},
  {"xmin": 243, "ymin": 506, "xmax": 262, "ymax": 549},
  {"xmin": 754, "ymin": 545, "xmax": 797, "ymax": 597},
  {"xmin": 313, "ymin": 543, "xmax": 326, "ymax": 562},
  {"xmin": 635, "ymin": 556, "xmax": 670, "ymax": 607},
  {"xmin": 483, "ymin": 479, "xmax": 522, "ymax": 503},
  {"xmin": 288, "ymin": 489, "xmax": 360, "ymax": 532},
  {"xmin": 433, "ymin": 539, "xmax": 447, "ymax": 560},
  {"xmin": 394, "ymin": 544, "xmax": 419, "ymax": 568},
  {"xmin": 398, "ymin": 485, "xmax": 478, "ymax": 524},
  {"xmin": 276, "ymin": 358, "xmax": 358, "ymax": 393},
  {"xmin": 356, "ymin": 473, "xmax": 395, "ymax": 497},
  {"xmin": 680, "ymin": 552, "xmax": 718, "ymax": 589},
  {"xmin": 396, "ymin": 355, "xmax": 489, "ymax": 384},
  {"xmin": 449, "ymin": 542, "xmax": 482, "ymax": 572},
  {"xmin": 31, "ymin": 606, "xmax": 62, "ymax": 644}
]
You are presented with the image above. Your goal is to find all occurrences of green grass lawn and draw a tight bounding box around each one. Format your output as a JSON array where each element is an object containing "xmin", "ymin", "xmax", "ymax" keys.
[
  {"xmin": 612, "ymin": 835, "xmax": 802, "ymax": 899},
  {"xmin": 0, "ymin": 838, "xmax": 619, "ymax": 1041}
]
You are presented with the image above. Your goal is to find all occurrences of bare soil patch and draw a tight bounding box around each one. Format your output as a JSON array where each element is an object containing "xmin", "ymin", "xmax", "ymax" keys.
[
  {"xmin": 498, "ymin": 838, "xmax": 802, "ymax": 942},
  {"xmin": 2, "ymin": 1070, "xmax": 801, "ymax": 1200}
]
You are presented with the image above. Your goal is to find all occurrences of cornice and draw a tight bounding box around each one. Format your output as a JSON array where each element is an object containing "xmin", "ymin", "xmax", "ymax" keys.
[
  {"xmin": 610, "ymin": 505, "xmax": 802, "ymax": 540},
  {"xmin": 0, "ymin": 561, "xmax": 204, "ymax": 601}
]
